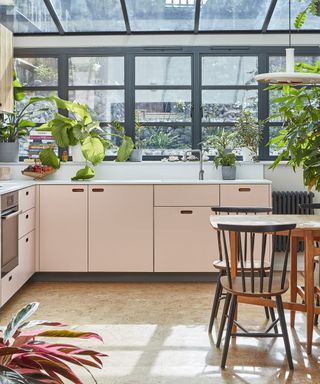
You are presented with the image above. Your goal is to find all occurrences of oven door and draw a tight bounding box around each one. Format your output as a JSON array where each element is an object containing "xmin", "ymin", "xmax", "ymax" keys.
[{"xmin": 1, "ymin": 209, "xmax": 21, "ymax": 277}]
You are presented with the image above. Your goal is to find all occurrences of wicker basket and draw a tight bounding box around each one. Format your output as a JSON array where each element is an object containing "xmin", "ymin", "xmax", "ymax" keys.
[{"xmin": 21, "ymin": 169, "xmax": 56, "ymax": 180}]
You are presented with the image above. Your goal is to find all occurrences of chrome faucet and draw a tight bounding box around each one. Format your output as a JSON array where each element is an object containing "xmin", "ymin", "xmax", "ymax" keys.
[{"xmin": 182, "ymin": 149, "xmax": 204, "ymax": 180}]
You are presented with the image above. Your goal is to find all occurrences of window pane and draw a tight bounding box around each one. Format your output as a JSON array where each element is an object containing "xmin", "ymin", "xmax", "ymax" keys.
[
  {"xmin": 136, "ymin": 90, "xmax": 191, "ymax": 122},
  {"xmin": 69, "ymin": 90, "xmax": 124, "ymax": 122},
  {"xmin": 269, "ymin": 126, "xmax": 284, "ymax": 156},
  {"xmin": 202, "ymin": 56, "xmax": 258, "ymax": 85},
  {"xmin": 69, "ymin": 57, "xmax": 124, "ymax": 86},
  {"xmin": 0, "ymin": 0, "xmax": 58, "ymax": 33},
  {"xmin": 269, "ymin": 56, "xmax": 320, "ymax": 72},
  {"xmin": 202, "ymin": 89, "xmax": 258, "ymax": 122},
  {"xmin": 269, "ymin": 0, "xmax": 320, "ymax": 30},
  {"xmin": 136, "ymin": 56, "xmax": 191, "ymax": 86},
  {"xmin": 16, "ymin": 91, "xmax": 57, "ymax": 123},
  {"xmin": 200, "ymin": 0, "xmax": 271, "ymax": 30},
  {"xmin": 50, "ymin": 0, "xmax": 125, "ymax": 32},
  {"xmin": 15, "ymin": 57, "xmax": 58, "ymax": 87},
  {"xmin": 269, "ymin": 89, "xmax": 284, "ymax": 122},
  {"xmin": 126, "ymin": 0, "xmax": 195, "ymax": 31},
  {"xmin": 141, "ymin": 126, "xmax": 192, "ymax": 156}
]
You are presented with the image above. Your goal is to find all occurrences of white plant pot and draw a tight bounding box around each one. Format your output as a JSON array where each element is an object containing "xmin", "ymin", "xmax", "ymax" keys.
[
  {"xmin": 71, "ymin": 144, "xmax": 85, "ymax": 162},
  {"xmin": 241, "ymin": 147, "xmax": 255, "ymax": 162}
]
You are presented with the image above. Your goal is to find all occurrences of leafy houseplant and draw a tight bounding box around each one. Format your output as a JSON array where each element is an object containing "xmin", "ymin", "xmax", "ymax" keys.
[
  {"xmin": 130, "ymin": 111, "xmax": 143, "ymax": 162},
  {"xmin": 36, "ymin": 96, "xmax": 134, "ymax": 180},
  {"xmin": 0, "ymin": 302, "xmax": 106, "ymax": 384},
  {"xmin": 203, "ymin": 129, "xmax": 237, "ymax": 180},
  {"xmin": 295, "ymin": 0, "xmax": 320, "ymax": 28},
  {"xmin": 234, "ymin": 110, "xmax": 263, "ymax": 162},
  {"xmin": 268, "ymin": 61, "xmax": 320, "ymax": 191},
  {"xmin": 0, "ymin": 74, "xmax": 39, "ymax": 162}
]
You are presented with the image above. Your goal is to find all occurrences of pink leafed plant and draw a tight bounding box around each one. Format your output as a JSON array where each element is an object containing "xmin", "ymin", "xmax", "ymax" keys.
[{"xmin": 0, "ymin": 302, "xmax": 107, "ymax": 383}]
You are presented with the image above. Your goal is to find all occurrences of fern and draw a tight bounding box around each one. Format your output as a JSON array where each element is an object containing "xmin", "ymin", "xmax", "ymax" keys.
[{"xmin": 294, "ymin": 9, "xmax": 307, "ymax": 29}]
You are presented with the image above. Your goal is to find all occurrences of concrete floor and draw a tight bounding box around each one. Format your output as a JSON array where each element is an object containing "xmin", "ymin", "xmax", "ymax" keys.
[{"xmin": 0, "ymin": 281, "xmax": 319, "ymax": 384}]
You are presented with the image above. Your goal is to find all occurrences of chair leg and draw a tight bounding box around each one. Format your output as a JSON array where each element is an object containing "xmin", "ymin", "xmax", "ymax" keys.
[
  {"xmin": 216, "ymin": 292, "xmax": 231, "ymax": 348},
  {"xmin": 221, "ymin": 295, "xmax": 237, "ymax": 369},
  {"xmin": 314, "ymin": 294, "xmax": 320, "ymax": 326},
  {"xmin": 275, "ymin": 295, "xmax": 294, "ymax": 370},
  {"xmin": 268, "ymin": 297, "xmax": 279, "ymax": 334},
  {"xmin": 263, "ymin": 271, "xmax": 270, "ymax": 320},
  {"xmin": 209, "ymin": 271, "xmax": 223, "ymax": 333}
]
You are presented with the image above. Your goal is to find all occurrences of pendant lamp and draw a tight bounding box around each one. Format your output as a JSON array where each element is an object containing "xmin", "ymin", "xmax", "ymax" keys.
[{"xmin": 255, "ymin": 0, "xmax": 320, "ymax": 85}]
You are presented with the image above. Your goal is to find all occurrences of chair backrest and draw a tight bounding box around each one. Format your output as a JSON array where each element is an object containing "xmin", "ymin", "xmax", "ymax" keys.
[
  {"xmin": 211, "ymin": 207, "xmax": 273, "ymax": 263},
  {"xmin": 216, "ymin": 222, "xmax": 296, "ymax": 294}
]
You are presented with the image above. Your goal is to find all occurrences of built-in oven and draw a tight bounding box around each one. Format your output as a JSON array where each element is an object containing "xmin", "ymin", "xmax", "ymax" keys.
[{"xmin": 1, "ymin": 192, "xmax": 21, "ymax": 278}]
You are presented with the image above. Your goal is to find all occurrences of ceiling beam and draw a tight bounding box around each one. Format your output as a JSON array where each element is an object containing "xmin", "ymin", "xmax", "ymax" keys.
[
  {"xmin": 194, "ymin": 0, "xmax": 201, "ymax": 33},
  {"xmin": 120, "ymin": 0, "xmax": 131, "ymax": 34},
  {"xmin": 262, "ymin": 0, "xmax": 278, "ymax": 33},
  {"xmin": 43, "ymin": 0, "xmax": 64, "ymax": 35}
]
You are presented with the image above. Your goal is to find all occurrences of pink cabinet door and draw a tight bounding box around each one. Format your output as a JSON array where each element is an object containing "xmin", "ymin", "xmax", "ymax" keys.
[
  {"xmin": 89, "ymin": 185, "xmax": 153, "ymax": 272},
  {"xmin": 39, "ymin": 185, "xmax": 88, "ymax": 272},
  {"xmin": 154, "ymin": 207, "xmax": 218, "ymax": 272}
]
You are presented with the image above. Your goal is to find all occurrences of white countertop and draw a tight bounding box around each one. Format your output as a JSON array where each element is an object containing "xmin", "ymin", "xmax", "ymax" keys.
[{"xmin": 0, "ymin": 178, "xmax": 272, "ymax": 195}]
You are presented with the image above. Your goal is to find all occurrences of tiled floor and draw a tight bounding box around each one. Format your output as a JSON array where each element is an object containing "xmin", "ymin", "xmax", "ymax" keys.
[{"xmin": 0, "ymin": 281, "xmax": 319, "ymax": 383}]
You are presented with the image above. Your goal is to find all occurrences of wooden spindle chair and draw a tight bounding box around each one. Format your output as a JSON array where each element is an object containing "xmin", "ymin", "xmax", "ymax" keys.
[
  {"xmin": 213, "ymin": 221, "xmax": 295, "ymax": 369},
  {"xmin": 209, "ymin": 206, "xmax": 273, "ymax": 333}
]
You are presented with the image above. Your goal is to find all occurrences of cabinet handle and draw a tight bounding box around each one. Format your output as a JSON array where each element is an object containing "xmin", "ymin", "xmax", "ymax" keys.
[
  {"xmin": 72, "ymin": 188, "xmax": 84, "ymax": 192},
  {"xmin": 25, "ymin": 214, "xmax": 29, "ymax": 219},
  {"xmin": 25, "ymin": 237, "xmax": 29, "ymax": 243},
  {"xmin": 92, "ymin": 188, "xmax": 104, "ymax": 192},
  {"xmin": 180, "ymin": 210, "xmax": 193, "ymax": 214},
  {"xmin": 9, "ymin": 275, "xmax": 12, "ymax": 282},
  {"xmin": 26, "ymin": 191, "xmax": 29, "ymax": 196},
  {"xmin": 238, "ymin": 188, "xmax": 251, "ymax": 192}
]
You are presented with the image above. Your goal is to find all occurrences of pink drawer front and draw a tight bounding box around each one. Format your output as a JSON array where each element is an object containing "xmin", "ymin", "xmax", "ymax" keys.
[
  {"xmin": 220, "ymin": 184, "xmax": 271, "ymax": 208},
  {"xmin": 154, "ymin": 185, "xmax": 219, "ymax": 207},
  {"xmin": 19, "ymin": 208, "xmax": 36, "ymax": 239},
  {"xmin": 19, "ymin": 186, "xmax": 36, "ymax": 213}
]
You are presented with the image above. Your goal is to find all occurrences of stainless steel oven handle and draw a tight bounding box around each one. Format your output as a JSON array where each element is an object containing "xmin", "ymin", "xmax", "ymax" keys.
[{"xmin": 1, "ymin": 210, "xmax": 22, "ymax": 220}]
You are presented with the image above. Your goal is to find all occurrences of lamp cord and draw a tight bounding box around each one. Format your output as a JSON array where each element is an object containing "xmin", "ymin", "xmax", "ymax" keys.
[{"xmin": 289, "ymin": 0, "xmax": 292, "ymax": 47}]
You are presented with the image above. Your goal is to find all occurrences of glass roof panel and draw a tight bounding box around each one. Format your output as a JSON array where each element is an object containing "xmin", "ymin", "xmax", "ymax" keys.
[
  {"xmin": 0, "ymin": 0, "xmax": 58, "ymax": 33},
  {"xmin": 269, "ymin": 0, "xmax": 320, "ymax": 30},
  {"xmin": 199, "ymin": 0, "xmax": 272, "ymax": 30},
  {"xmin": 125, "ymin": 0, "xmax": 196, "ymax": 31},
  {"xmin": 50, "ymin": 0, "xmax": 125, "ymax": 32}
]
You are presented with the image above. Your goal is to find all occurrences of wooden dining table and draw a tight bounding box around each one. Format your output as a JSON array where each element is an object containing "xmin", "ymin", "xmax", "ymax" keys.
[{"xmin": 210, "ymin": 214, "xmax": 320, "ymax": 355}]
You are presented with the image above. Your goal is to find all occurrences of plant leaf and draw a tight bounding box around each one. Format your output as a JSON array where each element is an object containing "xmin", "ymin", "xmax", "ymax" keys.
[
  {"xmin": 4, "ymin": 303, "xmax": 39, "ymax": 344},
  {"xmin": 81, "ymin": 136, "xmax": 105, "ymax": 166},
  {"xmin": 116, "ymin": 135, "xmax": 134, "ymax": 162},
  {"xmin": 294, "ymin": 9, "xmax": 307, "ymax": 29},
  {"xmin": 35, "ymin": 330, "xmax": 103, "ymax": 342},
  {"xmin": 71, "ymin": 165, "xmax": 95, "ymax": 181},
  {"xmin": 39, "ymin": 149, "xmax": 60, "ymax": 170},
  {"xmin": 0, "ymin": 366, "xmax": 31, "ymax": 384}
]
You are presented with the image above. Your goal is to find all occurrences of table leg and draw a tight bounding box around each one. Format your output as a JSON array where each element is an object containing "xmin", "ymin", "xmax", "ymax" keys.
[
  {"xmin": 304, "ymin": 230, "xmax": 314, "ymax": 355},
  {"xmin": 290, "ymin": 236, "xmax": 298, "ymax": 327}
]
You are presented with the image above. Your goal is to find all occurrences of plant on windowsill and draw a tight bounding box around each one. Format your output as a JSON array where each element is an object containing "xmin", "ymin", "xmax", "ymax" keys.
[
  {"xmin": 234, "ymin": 110, "xmax": 263, "ymax": 162},
  {"xmin": 202, "ymin": 129, "xmax": 237, "ymax": 180},
  {"xmin": 268, "ymin": 61, "xmax": 320, "ymax": 191},
  {"xmin": 129, "ymin": 111, "xmax": 144, "ymax": 162},
  {"xmin": 35, "ymin": 96, "xmax": 134, "ymax": 180},
  {"xmin": 0, "ymin": 73, "xmax": 40, "ymax": 163},
  {"xmin": 0, "ymin": 302, "xmax": 107, "ymax": 384}
]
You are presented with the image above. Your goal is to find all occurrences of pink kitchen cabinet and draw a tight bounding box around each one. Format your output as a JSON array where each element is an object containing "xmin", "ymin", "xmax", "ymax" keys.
[
  {"xmin": 88, "ymin": 185, "xmax": 153, "ymax": 272},
  {"xmin": 39, "ymin": 185, "xmax": 88, "ymax": 272}
]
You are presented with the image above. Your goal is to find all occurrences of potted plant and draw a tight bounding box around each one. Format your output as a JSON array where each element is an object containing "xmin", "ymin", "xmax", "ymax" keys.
[
  {"xmin": 0, "ymin": 74, "xmax": 38, "ymax": 162},
  {"xmin": 35, "ymin": 96, "xmax": 134, "ymax": 180},
  {"xmin": 203, "ymin": 129, "xmax": 237, "ymax": 180},
  {"xmin": 234, "ymin": 110, "xmax": 263, "ymax": 162},
  {"xmin": 0, "ymin": 302, "xmax": 106, "ymax": 383},
  {"xmin": 268, "ymin": 61, "xmax": 320, "ymax": 191},
  {"xmin": 130, "ymin": 111, "xmax": 143, "ymax": 162}
]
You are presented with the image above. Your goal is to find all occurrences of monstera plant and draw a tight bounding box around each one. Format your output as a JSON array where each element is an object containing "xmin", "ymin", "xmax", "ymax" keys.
[
  {"xmin": 33, "ymin": 96, "xmax": 133, "ymax": 180},
  {"xmin": 0, "ymin": 302, "xmax": 106, "ymax": 384}
]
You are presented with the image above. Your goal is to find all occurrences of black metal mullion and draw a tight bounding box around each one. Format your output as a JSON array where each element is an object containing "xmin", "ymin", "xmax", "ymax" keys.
[
  {"xmin": 194, "ymin": 0, "xmax": 201, "ymax": 34},
  {"xmin": 201, "ymin": 85, "xmax": 259, "ymax": 90},
  {"xmin": 58, "ymin": 53, "xmax": 69, "ymax": 158},
  {"xmin": 193, "ymin": 51, "xmax": 201, "ymax": 149},
  {"xmin": 120, "ymin": 0, "xmax": 131, "ymax": 34},
  {"xmin": 43, "ymin": 0, "xmax": 65, "ymax": 35},
  {"xmin": 258, "ymin": 53, "xmax": 269, "ymax": 160},
  {"xmin": 262, "ymin": 0, "xmax": 278, "ymax": 33},
  {"xmin": 135, "ymin": 85, "xmax": 192, "ymax": 90},
  {"xmin": 125, "ymin": 53, "xmax": 135, "ymax": 140},
  {"xmin": 68, "ymin": 86, "xmax": 125, "ymax": 91}
]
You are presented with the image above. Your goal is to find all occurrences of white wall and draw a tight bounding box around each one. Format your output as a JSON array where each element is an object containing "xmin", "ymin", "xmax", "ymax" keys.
[{"xmin": 14, "ymin": 33, "xmax": 320, "ymax": 49}]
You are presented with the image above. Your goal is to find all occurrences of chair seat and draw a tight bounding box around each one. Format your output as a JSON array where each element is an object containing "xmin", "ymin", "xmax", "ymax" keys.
[
  {"xmin": 213, "ymin": 259, "xmax": 271, "ymax": 271},
  {"xmin": 220, "ymin": 276, "xmax": 289, "ymax": 297}
]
